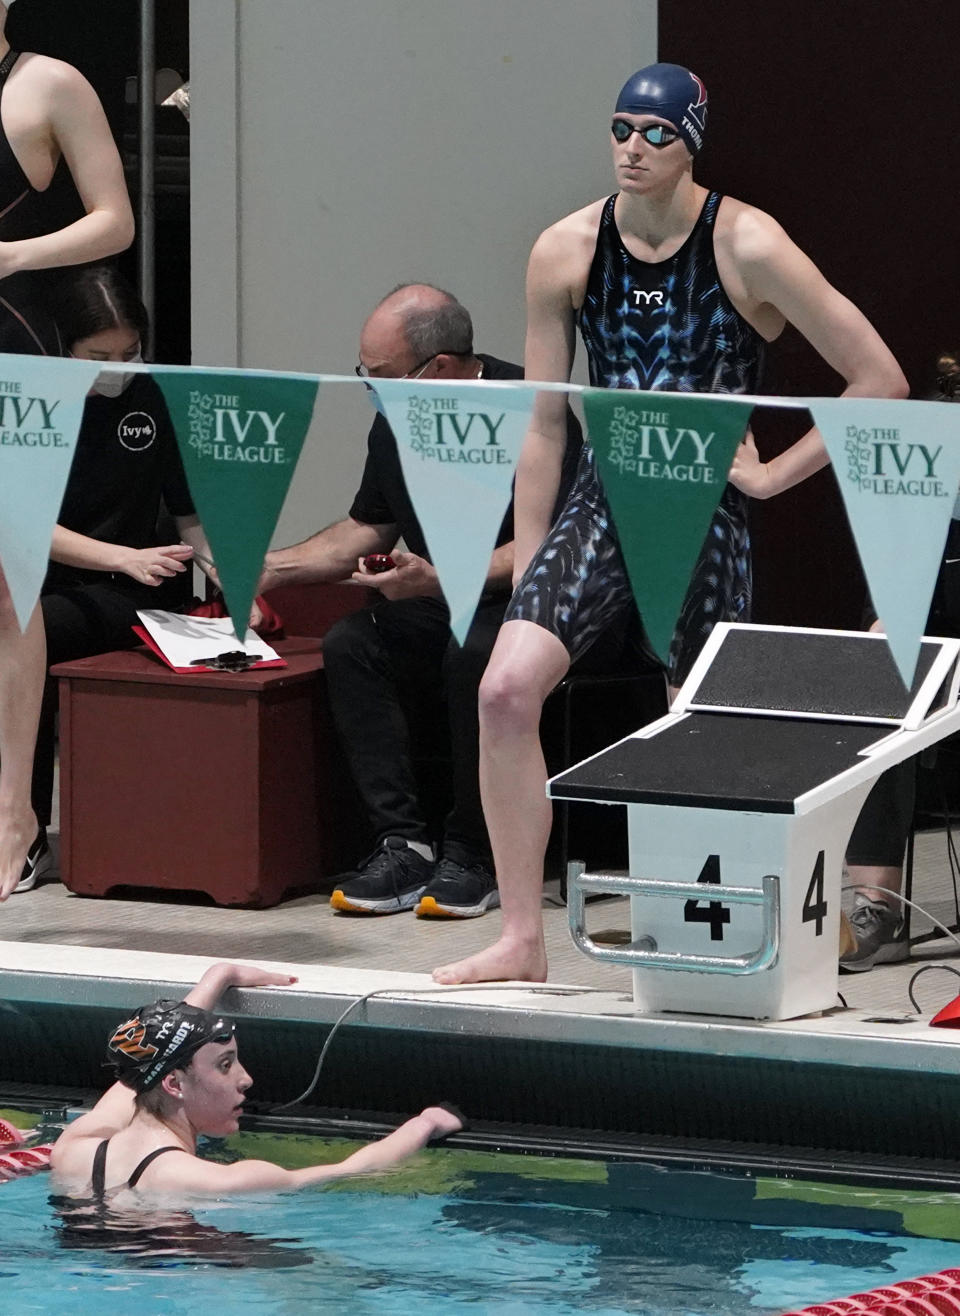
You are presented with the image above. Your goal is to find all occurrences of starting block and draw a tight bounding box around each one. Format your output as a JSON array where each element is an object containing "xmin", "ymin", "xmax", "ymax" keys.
[{"xmin": 548, "ymin": 624, "xmax": 960, "ymax": 1020}]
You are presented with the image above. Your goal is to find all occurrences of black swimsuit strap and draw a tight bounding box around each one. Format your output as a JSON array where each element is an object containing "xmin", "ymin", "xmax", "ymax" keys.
[
  {"xmin": 0, "ymin": 49, "xmax": 18, "ymax": 90},
  {"xmin": 127, "ymin": 1144, "xmax": 186, "ymax": 1189},
  {"xmin": 91, "ymin": 1138, "xmax": 109, "ymax": 1200}
]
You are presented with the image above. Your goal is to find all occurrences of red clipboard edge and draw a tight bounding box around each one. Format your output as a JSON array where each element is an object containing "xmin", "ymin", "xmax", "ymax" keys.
[{"xmin": 132, "ymin": 626, "xmax": 287, "ymax": 673}]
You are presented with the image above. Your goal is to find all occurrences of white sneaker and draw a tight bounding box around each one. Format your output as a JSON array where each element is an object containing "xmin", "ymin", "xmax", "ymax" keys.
[{"xmin": 14, "ymin": 829, "xmax": 52, "ymax": 894}]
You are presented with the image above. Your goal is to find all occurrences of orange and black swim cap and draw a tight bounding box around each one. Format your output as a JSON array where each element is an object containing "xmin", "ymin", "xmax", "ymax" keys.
[{"xmin": 107, "ymin": 999, "xmax": 235, "ymax": 1093}]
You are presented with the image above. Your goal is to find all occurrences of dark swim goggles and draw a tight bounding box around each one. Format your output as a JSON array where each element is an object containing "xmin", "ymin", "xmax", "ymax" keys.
[{"xmin": 611, "ymin": 119, "xmax": 680, "ymax": 148}]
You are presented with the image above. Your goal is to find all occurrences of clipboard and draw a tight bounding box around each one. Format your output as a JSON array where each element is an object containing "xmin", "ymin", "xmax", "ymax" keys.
[{"xmin": 134, "ymin": 610, "xmax": 287, "ymax": 674}]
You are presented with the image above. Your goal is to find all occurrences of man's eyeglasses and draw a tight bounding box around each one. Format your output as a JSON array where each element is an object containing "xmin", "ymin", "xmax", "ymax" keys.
[
  {"xmin": 611, "ymin": 119, "xmax": 679, "ymax": 149},
  {"xmin": 355, "ymin": 354, "xmax": 440, "ymax": 381}
]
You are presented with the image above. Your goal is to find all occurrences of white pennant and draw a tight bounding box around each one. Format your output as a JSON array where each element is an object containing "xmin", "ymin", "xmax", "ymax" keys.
[
  {"xmin": 371, "ymin": 379, "xmax": 535, "ymax": 642},
  {"xmin": 810, "ymin": 397, "xmax": 960, "ymax": 685},
  {"xmin": 0, "ymin": 355, "xmax": 100, "ymax": 629}
]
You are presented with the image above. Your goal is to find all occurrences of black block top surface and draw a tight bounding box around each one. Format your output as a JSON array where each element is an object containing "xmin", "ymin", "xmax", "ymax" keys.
[
  {"xmin": 548, "ymin": 713, "xmax": 886, "ymax": 812},
  {"xmin": 692, "ymin": 630, "xmax": 942, "ymax": 720}
]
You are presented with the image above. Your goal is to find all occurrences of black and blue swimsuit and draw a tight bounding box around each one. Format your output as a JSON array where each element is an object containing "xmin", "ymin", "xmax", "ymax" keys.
[{"xmin": 507, "ymin": 191, "xmax": 767, "ymax": 682}]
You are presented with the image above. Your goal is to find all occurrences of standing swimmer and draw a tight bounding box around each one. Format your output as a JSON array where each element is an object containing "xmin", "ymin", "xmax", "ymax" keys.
[
  {"xmin": 434, "ymin": 62, "xmax": 908, "ymax": 986},
  {"xmin": 0, "ymin": 0, "xmax": 134, "ymax": 900}
]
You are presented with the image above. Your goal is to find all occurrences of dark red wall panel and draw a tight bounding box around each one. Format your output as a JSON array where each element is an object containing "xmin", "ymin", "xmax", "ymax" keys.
[{"xmin": 659, "ymin": 0, "xmax": 959, "ymax": 625}]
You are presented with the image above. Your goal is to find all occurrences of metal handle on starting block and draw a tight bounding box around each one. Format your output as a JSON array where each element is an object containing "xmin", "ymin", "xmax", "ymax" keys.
[{"xmin": 566, "ymin": 863, "xmax": 781, "ymax": 975}]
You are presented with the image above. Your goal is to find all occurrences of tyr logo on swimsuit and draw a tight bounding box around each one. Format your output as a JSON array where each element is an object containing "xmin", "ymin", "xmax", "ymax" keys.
[{"xmin": 631, "ymin": 289, "xmax": 664, "ymax": 307}]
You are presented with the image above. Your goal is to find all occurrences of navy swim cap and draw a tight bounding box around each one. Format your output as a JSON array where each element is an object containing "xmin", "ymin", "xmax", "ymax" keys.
[
  {"xmin": 615, "ymin": 63, "xmax": 708, "ymax": 155},
  {"xmin": 107, "ymin": 999, "xmax": 236, "ymax": 1093}
]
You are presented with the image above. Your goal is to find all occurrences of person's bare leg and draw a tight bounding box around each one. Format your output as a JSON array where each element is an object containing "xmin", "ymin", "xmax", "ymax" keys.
[
  {"xmin": 0, "ymin": 578, "xmax": 44, "ymax": 900},
  {"xmin": 433, "ymin": 621, "xmax": 570, "ymax": 985}
]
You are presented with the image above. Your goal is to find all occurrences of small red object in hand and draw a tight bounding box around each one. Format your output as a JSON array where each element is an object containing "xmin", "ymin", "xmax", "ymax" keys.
[{"xmin": 363, "ymin": 554, "xmax": 396, "ymax": 574}]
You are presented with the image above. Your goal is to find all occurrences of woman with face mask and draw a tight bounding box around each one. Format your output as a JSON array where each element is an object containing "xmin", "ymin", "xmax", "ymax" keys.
[{"xmin": 12, "ymin": 265, "xmax": 213, "ymax": 892}]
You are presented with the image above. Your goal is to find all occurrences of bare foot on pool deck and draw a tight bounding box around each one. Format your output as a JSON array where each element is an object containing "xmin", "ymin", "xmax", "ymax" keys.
[
  {"xmin": 0, "ymin": 807, "xmax": 36, "ymax": 901},
  {"xmin": 432, "ymin": 937, "xmax": 548, "ymax": 986}
]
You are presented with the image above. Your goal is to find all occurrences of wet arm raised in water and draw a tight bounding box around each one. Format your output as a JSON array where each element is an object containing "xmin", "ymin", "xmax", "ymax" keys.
[{"xmin": 145, "ymin": 1105, "xmax": 465, "ymax": 1195}]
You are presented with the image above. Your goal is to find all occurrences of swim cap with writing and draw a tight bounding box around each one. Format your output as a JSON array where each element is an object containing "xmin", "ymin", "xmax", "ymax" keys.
[
  {"xmin": 107, "ymin": 999, "xmax": 236, "ymax": 1093},
  {"xmin": 615, "ymin": 63, "xmax": 708, "ymax": 155}
]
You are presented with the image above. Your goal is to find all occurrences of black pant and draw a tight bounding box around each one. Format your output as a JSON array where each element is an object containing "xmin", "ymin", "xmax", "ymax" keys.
[
  {"xmin": 849, "ymin": 523, "xmax": 960, "ymax": 869},
  {"xmin": 32, "ymin": 576, "xmax": 177, "ymax": 827},
  {"xmin": 846, "ymin": 761, "xmax": 916, "ymax": 868},
  {"xmin": 322, "ymin": 593, "xmax": 507, "ymax": 868}
]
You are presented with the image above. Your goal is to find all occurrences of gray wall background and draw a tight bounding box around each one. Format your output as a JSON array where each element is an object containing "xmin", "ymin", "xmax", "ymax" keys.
[{"xmin": 190, "ymin": 0, "xmax": 657, "ymax": 545}]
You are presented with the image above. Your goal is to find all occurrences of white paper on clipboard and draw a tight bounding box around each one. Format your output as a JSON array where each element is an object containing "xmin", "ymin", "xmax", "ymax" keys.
[{"xmin": 136, "ymin": 610, "xmax": 282, "ymax": 670}]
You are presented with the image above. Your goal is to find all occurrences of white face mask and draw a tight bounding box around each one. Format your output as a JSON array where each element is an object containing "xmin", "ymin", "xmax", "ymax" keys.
[{"xmin": 91, "ymin": 350, "xmax": 142, "ymax": 398}]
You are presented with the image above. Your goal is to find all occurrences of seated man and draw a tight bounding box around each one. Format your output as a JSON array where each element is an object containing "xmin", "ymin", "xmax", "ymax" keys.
[
  {"xmin": 261, "ymin": 283, "xmax": 581, "ymax": 919},
  {"xmin": 50, "ymin": 960, "xmax": 463, "ymax": 1198}
]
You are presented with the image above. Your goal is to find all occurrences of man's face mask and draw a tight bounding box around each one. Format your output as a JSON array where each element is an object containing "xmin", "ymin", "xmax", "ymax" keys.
[{"xmin": 92, "ymin": 350, "xmax": 142, "ymax": 398}]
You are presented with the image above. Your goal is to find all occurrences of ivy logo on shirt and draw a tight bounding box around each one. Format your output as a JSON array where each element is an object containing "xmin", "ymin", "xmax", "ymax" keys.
[
  {"xmin": 406, "ymin": 394, "xmax": 512, "ymax": 466},
  {"xmin": 118, "ymin": 411, "xmax": 157, "ymax": 452}
]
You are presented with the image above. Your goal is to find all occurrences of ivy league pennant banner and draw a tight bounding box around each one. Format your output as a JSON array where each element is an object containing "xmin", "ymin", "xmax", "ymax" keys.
[
  {"xmin": 584, "ymin": 389, "xmax": 753, "ymax": 664},
  {"xmin": 154, "ymin": 370, "xmax": 319, "ymax": 636},
  {"xmin": 811, "ymin": 398, "xmax": 960, "ymax": 686},
  {"xmin": 371, "ymin": 379, "xmax": 535, "ymax": 643},
  {"xmin": 0, "ymin": 354, "xmax": 100, "ymax": 629}
]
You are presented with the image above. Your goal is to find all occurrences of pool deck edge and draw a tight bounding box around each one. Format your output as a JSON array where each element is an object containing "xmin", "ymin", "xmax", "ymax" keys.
[{"xmin": 4, "ymin": 939, "xmax": 960, "ymax": 1078}]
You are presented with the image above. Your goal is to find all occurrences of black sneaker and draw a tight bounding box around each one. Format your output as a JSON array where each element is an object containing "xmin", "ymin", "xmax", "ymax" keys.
[
  {"xmin": 839, "ymin": 896, "xmax": 908, "ymax": 973},
  {"xmin": 14, "ymin": 828, "xmax": 52, "ymax": 895},
  {"xmin": 416, "ymin": 858, "xmax": 500, "ymax": 919},
  {"xmin": 330, "ymin": 838, "xmax": 433, "ymax": 915}
]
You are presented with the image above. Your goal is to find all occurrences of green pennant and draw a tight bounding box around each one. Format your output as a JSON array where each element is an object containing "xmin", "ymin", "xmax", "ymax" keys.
[
  {"xmin": 583, "ymin": 390, "xmax": 753, "ymax": 663},
  {"xmin": 153, "ymin": 370, "xmax": 319, "ymax": 636}
]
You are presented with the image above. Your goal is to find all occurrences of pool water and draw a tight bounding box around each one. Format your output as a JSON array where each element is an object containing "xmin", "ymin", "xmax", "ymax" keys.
[{"xmin": 4, "ymin": 1121, "xmax": 960, "ymax": 1315}]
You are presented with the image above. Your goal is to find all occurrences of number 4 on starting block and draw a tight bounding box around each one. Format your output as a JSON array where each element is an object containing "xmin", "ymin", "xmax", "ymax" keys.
[{"xmin": 552, "ymin": 623, "xmax": 960, "ymax": 1021}]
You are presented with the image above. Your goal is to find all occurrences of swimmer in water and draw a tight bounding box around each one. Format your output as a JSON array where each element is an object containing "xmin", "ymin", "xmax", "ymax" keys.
[{"xmin": 50, "ymin": 961, "xmax": 464, "ymax": 1198}]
